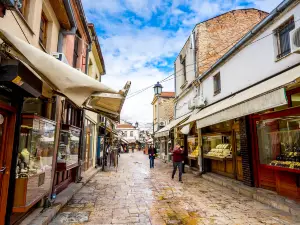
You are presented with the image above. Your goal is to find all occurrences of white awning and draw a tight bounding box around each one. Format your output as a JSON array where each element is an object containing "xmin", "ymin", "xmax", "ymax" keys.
[
  {"xmin": 0, "ymin": 29, "xmax": 130, "ymax": 120},
  {"xmin": 180, "ymin": 124, "xmax": 192, "ymax": 135},
  {"xmin": 155, "ymin": 113, "xmax": 191, "ymax": 138},
  {"xmin": 182, "ymin": 65, "xmax": 300, "ymax": 129}
]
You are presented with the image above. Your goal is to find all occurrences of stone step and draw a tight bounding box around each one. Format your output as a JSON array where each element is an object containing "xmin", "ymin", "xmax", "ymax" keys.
[{"xmin": 202, "ymin": 172, "xmax": 300, "ymax": 218}]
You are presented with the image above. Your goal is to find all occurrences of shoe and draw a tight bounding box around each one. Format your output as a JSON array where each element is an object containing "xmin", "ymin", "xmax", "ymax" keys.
[
  {"xmin": 171, "ymin": 176, "xmax": 174, "ymax": 180},
  {"xmin": 179, "ymin": 180, "xmax": 183, "ymax": 183}
]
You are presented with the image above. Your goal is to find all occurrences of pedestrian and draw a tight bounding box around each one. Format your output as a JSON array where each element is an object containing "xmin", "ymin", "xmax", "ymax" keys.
[
  {"xmin": 172, "ymin": 144, "xmax": 184, "ymax": 182},
  {"xmin": 132, "ymin": 146, "xmax": 134, "ymax": 153},
  {"xmin": 148, "ymin": 145, "xmax": 156, "ymax": 168}
]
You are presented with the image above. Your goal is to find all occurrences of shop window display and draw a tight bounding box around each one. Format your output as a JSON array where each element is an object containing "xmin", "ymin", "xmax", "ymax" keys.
[
  {"xmin": 203, "ymin": 135, "xmax": 232, "ymax": 159},
  {"xmin": 188, "ymin": 136, "xmax": 199, "ymax": 158},
  {"xmin": 257, "ymin": 116, "xmax": 300, "ymax": 170},
  {"xmin": 57, "ymin": 126, "xmax": 80, "ymax": 168},
  {"xmin": 14, "ymin": 115, "xmax": 55, "ymax": 210}
]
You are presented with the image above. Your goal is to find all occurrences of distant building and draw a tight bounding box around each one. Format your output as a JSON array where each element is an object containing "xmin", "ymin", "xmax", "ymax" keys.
[
  {"xmin": 116, "ymin": 123, "xmax": 140, "ymax": 144},
  {"xmin": 152, "ymin": 92, "xmax": 175, "ymax": 133}
]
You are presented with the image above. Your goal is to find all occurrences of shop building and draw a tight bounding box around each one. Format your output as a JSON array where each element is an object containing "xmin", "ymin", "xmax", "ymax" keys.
[
  {"xmin": 172, "ymin": 8, "xmax": 268, "ymax": 171},
  {"xmin": 180, "ymin": 0, "xmax": 300, "ymax": 201},
  {"xmin": 0, "ymin": 1, "xmax": 130, "ymax": 224},
  {"xmin": 116, "ymin": 122, "xmax": 140, "ymax": 149},
  {"xmin": 152, "ymin": 92, "xmax": 175, "ymax": 159}
]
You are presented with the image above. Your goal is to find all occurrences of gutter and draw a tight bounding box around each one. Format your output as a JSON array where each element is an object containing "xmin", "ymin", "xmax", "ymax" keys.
[
  {"xmin": 75, "ymin": 0, "xmax": 92, "ymax": 44},
  {"xmin": 58, "ymin": 0, "xmax": 77, "ymax": 52},
  {"xmin": 198, "ymin": 0, "xmax": 295, "ymax": 81}
]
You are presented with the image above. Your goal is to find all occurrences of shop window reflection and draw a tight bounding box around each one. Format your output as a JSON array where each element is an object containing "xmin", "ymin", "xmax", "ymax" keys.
[{"xmin": 256, "ymin": 116, "xmax": 300, "ymax": 169}]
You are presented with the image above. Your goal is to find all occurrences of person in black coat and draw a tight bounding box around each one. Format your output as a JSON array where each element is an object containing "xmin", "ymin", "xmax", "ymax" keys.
[{"xmin": 148, "ymin": 146, "xmax": 157, "ymax": 168}]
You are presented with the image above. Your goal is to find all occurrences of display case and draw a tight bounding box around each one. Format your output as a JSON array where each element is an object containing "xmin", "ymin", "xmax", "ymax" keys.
[
  {"xmin": 202, "ymin": 134, "xmax": 234, "ymax": 178},
  {"xmin": 57, "ymin": 124, "xmax": 80, "ymax": 171},
  {"xmin": 257, "ymin": 116, "xmax": 300, "ymax": 171},
  {"xmin": 14, "ymin": 114, "xmax": 56, "ymax": 212},
  {"xmin": 187, "ymin": 136, "xmax": 199, "ymax": 159}
]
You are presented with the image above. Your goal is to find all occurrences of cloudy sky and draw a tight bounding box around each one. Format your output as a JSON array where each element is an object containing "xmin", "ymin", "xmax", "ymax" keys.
[{"xmin": 82, "ymin": 0, "xmax": 282, "ymax": 124}]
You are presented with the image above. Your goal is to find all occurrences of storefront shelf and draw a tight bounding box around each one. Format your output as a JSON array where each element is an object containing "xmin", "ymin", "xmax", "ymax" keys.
[
  {"xmin": 262, "ymin": 164, "xmax": 300, "ymax": 174},
  {"xmin": 204, "ymin": 155, "xmax": 226, "ymax": 161}
]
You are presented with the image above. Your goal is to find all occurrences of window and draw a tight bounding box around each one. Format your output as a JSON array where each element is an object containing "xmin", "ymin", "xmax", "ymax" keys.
[
  {"xmin": 73, "ymin": 33, "xmax": 80, "ymax": 68},
  {"xmin": 213, "ymin": 73, "xmax": 221, "ymax": 95},
  {"xmin": 19, "ymin": 0, "xmax": 29, "ymax": 19},
  {"xmin": 130, "ymin": 131, "xmax": 133, "ymax": 137},
  {"xmin": 39, "ymin": 12, "xmax": 47, "ymax": 48},
  {"xmin": 181, "ymin": 58, "xmax": 187, "ymax": 82},
  {"xmin": 275, "ymin": 17, "xmax": 295, "ymax": 59}
]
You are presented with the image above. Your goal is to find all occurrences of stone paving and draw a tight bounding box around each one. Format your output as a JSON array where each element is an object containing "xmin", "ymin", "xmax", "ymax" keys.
[{"xmin": 50, "ymin": 151, "xmax": 300, "ymax": 225}]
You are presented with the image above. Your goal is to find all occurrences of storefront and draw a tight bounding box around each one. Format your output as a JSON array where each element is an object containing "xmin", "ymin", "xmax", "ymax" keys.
[
  {"xmin": 84, "ymin": 118, "xmax": 96, "ymax": 171},
  {"xmin": 186, "ymin": 123, "xmax": 199, "ymax": 170},
  {"xmin": 202, "ymin": 120, "xmax": 243, "ymax": 180},
  {"xmin": 251, "ymin": 87, "xmax": 300, "ymax": 201},
  {"xmin": 0, "ymin": 58, "xmax": 53, "ymax": 223}
]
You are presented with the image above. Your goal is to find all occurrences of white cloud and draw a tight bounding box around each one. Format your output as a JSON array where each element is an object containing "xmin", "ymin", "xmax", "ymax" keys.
[{"xmin": 82, "ymin": 0, "xmax": 284, "ymax": 124}]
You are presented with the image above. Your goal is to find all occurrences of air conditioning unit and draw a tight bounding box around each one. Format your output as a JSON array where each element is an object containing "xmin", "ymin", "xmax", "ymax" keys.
[
  {"xmin": 188, "ymin": 99, "xmax": 195, "ymax": 110},
  {"xmin": 52, "ymin": 52, "xmax": 69, "ymax": 65},
  {"xmin": 194, "ymin": 95, "xmax": 206, "ymax": 109},
  {"xmin": 290, "ymin": 27, "xmax": 300, "ymax": 53},
  {"xmin": 160, "ymin": 121, "xmax": 166, "ymax": 126}
]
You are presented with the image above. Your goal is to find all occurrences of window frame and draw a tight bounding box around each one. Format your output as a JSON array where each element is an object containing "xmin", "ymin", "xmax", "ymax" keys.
[
  {"xmin": 73, "ymin": 35, "xmax": 80, "ymax": 68},
  {"xmin": 19, "ymin": 0, "xmax": 29, "ymax": 18},
  {"xmin": 39, "ymin": 12, "xmax": 48, "ymax": 48},
  {"xmin": 275, "ymin": 16, "xmax": 295, "ymax": 60},
  {"xmin": 213, "ymin": 72, "xmax": 221, "ymax": 95},
  {"xmin": 181, "ymin": 58, "xmax": 187, "ymax": 82}
]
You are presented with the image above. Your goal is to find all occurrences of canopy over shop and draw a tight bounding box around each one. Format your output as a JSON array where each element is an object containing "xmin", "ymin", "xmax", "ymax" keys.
[
  {"xmin": 0, "ymin": 29, "xmax": 130, "ymax": 219},
  {"xmin": 180, "ymin": 64, "xmax": 300, "ymax": 200},
  {"xmin": 0, "ymin": 29, "xmax": 131, "ymax": 121}
]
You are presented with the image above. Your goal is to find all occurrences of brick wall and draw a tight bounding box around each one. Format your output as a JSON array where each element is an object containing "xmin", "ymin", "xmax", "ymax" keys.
[
  {"xmin": 196, "ymin": 9, "xmax": 268, "ymax": 75},
  {"xmin": 158, "ymin": 98, "xmax": 174, "ymax": 123},
  {"xmin": 240, "ymin": 116, "xmax": 254, "ymax": 187}
]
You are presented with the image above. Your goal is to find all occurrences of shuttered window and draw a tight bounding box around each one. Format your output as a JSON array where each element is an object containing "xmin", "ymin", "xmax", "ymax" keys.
[
  {"xmin": 213, "ymin": 72, "xmax": 221, "ymax": 95},
  {"xmin": 39, "ymin": 12, "xmax": 47, "ymax": 48},
  {"xmin": 276, "ymin": 17, "xmax": 295, "ymax": 59}
]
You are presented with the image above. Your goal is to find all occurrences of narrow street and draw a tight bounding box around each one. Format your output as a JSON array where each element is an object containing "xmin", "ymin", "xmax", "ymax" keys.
[{"xmin": 51, "ymin": 151, "xmax": 300, "ymax": 225}]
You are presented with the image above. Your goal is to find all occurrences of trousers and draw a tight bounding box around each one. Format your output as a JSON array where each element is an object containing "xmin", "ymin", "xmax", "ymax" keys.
[
  {"xmin": 149, "ymin": 156, "xmax": 155, "ymax": 168},
  {"xmin": 172, "ymin": 161, "xmax": 182, "ymax": 181}
]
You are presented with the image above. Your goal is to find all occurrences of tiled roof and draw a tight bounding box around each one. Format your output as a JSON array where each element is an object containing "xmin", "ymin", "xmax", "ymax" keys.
[
  {"xmin": 160, "ymin": 92, "xmax": 175, "ymax": 98},
  {"xmin": 117, "ymin": 124, "xmax": 135, "ymax": 129}
]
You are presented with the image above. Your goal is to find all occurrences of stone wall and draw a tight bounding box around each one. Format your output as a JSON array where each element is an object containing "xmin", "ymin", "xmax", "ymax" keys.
[
  {"xmin": 196, "ymin": 9, "xmax": 268, "ymax": 75},
  {"xmin": 158, "ymin": 98, "xmax": 174, "ymax": 124}
]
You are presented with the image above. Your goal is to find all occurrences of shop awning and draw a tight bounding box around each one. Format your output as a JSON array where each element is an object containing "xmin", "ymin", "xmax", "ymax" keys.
[
  {"xmin": 181, "ymin": 65, "xmax": 300, "ymax": 129},
  {"xmin": 154, "ymin": 113, "xmax": 191, "ymax": 138},
  {"xmin": 0, "ymin": 29, "xmax": 130, "ymax": 121}
]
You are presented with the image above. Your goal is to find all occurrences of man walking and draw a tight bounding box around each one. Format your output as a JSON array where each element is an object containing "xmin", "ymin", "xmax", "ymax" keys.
[
  {"xmin": 172, "ymin": 144, "xmax": 184, "ymax": 182},
  {"xmin": 148, "ymin": 145, "xmax": 156, "ymax": 168}
]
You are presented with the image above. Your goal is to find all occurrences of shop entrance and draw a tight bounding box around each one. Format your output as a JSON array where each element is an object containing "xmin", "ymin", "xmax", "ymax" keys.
[{"xmin": 0, "ymin": 108, "xmax": 16, "ymax": 225}]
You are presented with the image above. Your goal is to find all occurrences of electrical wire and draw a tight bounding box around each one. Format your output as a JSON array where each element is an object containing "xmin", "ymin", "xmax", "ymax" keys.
[
  {"xmin": 10, "ymin": 10, "xmax": 30, "ymax": 44},
  {"xmin": 125, "ymin": 17, "xmax": 300, "ymax": 100}
]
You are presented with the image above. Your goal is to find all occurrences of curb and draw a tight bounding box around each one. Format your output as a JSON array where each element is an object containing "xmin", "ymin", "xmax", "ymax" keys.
[{"xmin": 20, "ymin": 167, "xmax": 101, "ymax": 225}]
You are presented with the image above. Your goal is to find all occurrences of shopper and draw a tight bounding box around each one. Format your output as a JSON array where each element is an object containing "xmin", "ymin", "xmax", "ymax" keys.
[
  {"xmin": 172, "ymin": 144, "xmax": 184, "ymax": 182},
  {"xmin": 148, "ymin": 145, "xmax": 156, "ymax": 168}
]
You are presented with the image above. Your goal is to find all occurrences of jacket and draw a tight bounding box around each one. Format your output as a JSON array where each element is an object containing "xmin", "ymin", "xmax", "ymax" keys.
[{"xmin": 172, "ymin": 147, "xmax": 183, "ymax": 162}]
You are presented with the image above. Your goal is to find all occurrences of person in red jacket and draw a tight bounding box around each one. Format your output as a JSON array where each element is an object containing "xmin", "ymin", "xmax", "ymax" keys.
[{"xmin": 172, "ymin": 144, "xmax": 184, "ymax": 182}]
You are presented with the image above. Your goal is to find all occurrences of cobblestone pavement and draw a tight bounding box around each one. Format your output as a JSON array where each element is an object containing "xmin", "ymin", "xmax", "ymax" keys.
[{"xmin": 50, "ymin": 151, "xmax": 300, "ymax": 225}]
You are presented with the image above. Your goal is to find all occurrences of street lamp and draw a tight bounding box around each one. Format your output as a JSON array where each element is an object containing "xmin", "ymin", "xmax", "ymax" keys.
[{"xmin": 153, "ymin": 82, "xmax": 163, "ymax": 96}]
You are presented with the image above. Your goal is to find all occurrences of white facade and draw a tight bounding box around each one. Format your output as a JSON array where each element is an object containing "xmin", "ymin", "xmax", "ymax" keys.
[
  {"xmin": 174, "ymin": 35, "xmax": 197, "ymax": 120},
  {"xmin": 198, "ymin": 3, "xmax": 300, "ymax": 107},
  {"xmin": 116, "ymin": 126, "xmax": 140, "ymax": 143}
]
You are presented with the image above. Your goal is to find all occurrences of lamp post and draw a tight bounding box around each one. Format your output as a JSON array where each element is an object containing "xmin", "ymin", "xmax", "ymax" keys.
[
  {"xmin": 153, "ymin": 82, "xmax": 163, "ymax": 96},
  {"xmin": 153, "ymin": 82, "xmax": 163, "ymax": 152}
]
